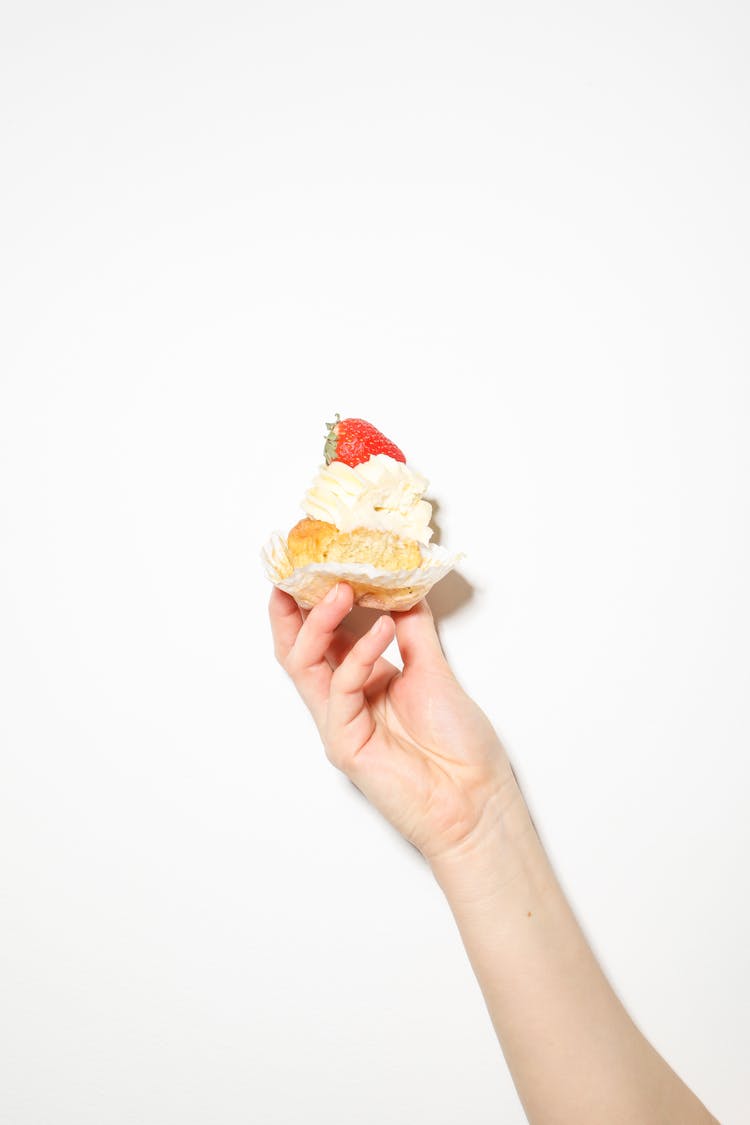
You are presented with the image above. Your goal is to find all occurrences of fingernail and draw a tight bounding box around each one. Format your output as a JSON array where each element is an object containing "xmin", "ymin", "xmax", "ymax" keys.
[
  {"xmin": 371, "ymin": 614, "xmax": 387, "ymax": 634},
  {"xmin": 323, "ymin": 583, "xmax": 340, "ymax": 604}
]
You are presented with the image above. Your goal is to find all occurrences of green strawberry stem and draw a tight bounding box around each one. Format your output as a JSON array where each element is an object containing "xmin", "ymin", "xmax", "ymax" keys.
[{"xmin": 324, "ymin": 413, "xmax": 340, "ymax": 464}]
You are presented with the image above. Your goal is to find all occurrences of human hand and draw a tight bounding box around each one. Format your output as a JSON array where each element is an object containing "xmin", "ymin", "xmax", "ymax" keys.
[{"xmin": 269, "ymin": 582, "xmax": 524, "ymax": 870}]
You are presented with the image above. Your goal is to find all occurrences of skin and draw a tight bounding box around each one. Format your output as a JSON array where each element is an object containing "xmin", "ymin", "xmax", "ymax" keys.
[{"xmin": 269, "ymin": 582, "xmax": 719, "ymax": 1125}]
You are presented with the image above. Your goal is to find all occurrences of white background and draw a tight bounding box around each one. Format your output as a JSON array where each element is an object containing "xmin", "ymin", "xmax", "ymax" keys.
[{"xmin": 1, "ymin": 2, "xmax": 748, "ymax": 1122}]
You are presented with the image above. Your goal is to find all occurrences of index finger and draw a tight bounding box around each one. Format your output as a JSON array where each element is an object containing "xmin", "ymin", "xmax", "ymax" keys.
[
  {"xmin": 268, "ymin": 586, "xmax": 304, "ymax": 665},
  {"xmin": 270, "ymin": 582, "xmax": 355, "ymax": 726}
]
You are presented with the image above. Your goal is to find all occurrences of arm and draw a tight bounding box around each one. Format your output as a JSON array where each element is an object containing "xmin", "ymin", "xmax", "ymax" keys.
[
  {"xmin": 269, "ymin": 583, "xmax": 718, "ymax": 1125},
  {"xmin": 430, "ymin": 808, "xmax": 718, "ymax": 1125}
]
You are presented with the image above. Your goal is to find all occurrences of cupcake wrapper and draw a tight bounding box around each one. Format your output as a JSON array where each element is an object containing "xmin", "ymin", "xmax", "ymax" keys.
[{"xmin": 261, "ymin": 531, "xmax": 463, "ymax": 611}]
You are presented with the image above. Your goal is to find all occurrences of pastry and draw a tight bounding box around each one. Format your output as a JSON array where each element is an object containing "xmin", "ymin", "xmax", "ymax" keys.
[{"xmin": 262, "ymin": 414, "xmax": 461, "ymax": 610}]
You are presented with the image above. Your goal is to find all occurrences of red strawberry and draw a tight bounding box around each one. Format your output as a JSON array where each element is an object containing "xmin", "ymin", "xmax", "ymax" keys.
[{"xmin": 323, "ymin": 414, "xmax": 406, "ymax": 467}]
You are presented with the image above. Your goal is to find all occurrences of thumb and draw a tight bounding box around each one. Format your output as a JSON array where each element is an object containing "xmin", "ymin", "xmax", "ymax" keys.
[{"xmin": 392, "ymin": 599, "xmax": 447, "ymax": 671}]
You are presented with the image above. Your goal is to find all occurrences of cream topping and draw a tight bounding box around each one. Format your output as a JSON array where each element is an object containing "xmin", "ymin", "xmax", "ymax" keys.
[{"xmin": 302, "ymin": 454, "xmax": 433, "ymax": 544}]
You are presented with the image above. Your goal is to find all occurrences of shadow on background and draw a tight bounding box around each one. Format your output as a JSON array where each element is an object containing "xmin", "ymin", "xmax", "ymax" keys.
[
  {"xmin": 341, "ymin": 493, "xmax": 475, "ymax": 641},
  {"xmin": 341, "ymin": 565, "xmax": 474, "ymax": 647}
]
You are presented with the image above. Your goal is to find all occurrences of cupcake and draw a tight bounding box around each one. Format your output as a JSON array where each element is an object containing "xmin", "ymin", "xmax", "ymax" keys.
[{"xmin": 262, "ymin": 415, "xmax": 461, "ymax": 610}]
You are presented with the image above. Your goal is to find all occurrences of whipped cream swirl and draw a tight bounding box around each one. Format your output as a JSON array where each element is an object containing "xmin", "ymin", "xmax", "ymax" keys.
[{"xmin": 302, "ymin": 454, "xmax": 433, "ymax": 545}]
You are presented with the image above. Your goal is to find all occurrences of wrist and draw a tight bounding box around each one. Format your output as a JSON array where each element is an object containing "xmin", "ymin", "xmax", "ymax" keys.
[{"xmin": 428, "ymin": 775, "xmax": 555, "ymax": 914}]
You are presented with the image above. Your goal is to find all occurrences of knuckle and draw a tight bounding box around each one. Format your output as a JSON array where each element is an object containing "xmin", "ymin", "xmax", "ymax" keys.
[
  {"xmin": 324, "ymin": 740, "xmax": 352, "ymax": 774},
  {"xmin": 322, "ymin": 734, "xmax": 343, "ymax": 769},
  {"xmin": 323, "ymin": 744, "xmax": 341, "ymax": 770},
  {"xmin": 321, "ymin": 724, "xmax": 351, "ymax": 772}
]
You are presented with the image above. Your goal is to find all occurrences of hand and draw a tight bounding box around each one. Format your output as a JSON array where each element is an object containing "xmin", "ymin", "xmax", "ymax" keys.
[{"xmin": 269, "ymin": 582, "xmax": 521, "ymax": 867}]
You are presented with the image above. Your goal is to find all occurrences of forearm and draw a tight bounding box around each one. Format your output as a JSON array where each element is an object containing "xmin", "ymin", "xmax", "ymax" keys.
[{"xmin": 430, "ymin": 783, "xmax": 718, "ymax": 1125}]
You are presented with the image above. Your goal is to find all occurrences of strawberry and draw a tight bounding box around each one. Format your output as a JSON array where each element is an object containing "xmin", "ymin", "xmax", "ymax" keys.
[{"xmin": 323, "ymin": 414, "xmax": 406, "ymax": 467}]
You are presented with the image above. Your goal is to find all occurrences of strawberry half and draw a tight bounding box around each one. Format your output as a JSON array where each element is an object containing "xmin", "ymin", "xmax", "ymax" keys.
[{"xmin": 324, "ymin": 414, "xmax": 406, "ymax": 467}]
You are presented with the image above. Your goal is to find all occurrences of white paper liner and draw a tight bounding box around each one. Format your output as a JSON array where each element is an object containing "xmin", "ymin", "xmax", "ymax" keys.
[{"xmin": 261, "ymin": 530, "xmax": 463, "ymax": 611}]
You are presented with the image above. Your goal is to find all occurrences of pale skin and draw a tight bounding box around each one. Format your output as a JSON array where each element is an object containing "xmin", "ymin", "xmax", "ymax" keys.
[{"xmin": 269, "ymin": 581, "xmax": 719, "ymax": 1125}]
